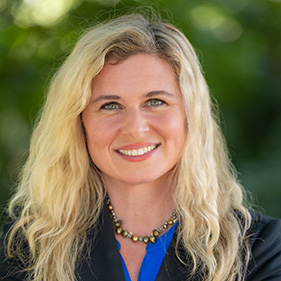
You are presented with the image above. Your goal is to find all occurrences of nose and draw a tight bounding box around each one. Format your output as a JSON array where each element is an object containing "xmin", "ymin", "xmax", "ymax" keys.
[{"xmin": 120, "ymin": 109, "xmax": 149, "ymax": 138}]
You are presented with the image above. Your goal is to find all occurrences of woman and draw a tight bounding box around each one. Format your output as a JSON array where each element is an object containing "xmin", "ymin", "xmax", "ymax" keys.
[{"xmin": 0, "ymin": 14, "xmax": 281, "ymax": 281}]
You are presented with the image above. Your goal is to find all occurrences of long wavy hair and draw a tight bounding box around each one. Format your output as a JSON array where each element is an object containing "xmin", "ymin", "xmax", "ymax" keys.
[{"xmin": 6, "ymin": 13, "xmax": 251, "ymax": 281}]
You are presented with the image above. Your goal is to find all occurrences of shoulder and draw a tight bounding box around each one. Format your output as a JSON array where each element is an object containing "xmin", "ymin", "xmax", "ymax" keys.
[
  {"xmin": 247, "ymin": 210, "xmax": 281, "ymax": 250},
  {"xmin": 245, "ymin": 210, "xmax": 281, "ymax": 281},
  {"xmin": 0, "ymin": 219, "xmax": 28, "ymax": 281}
]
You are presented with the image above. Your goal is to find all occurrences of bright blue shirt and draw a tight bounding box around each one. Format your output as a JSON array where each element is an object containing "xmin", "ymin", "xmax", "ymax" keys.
[{"xmin": 116, "ymin": 222, "xmax": 178, "ymax": 281}]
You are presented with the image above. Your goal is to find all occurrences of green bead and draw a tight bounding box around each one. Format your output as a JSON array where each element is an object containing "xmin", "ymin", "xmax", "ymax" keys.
[
  {"xmin": 143, "ymin": 236, "xmax": 149, "ymax": 244},
  {"xmin": 149, "ymin": 235, "xmax": 156, "ymax": 244},
  {"xmin": 131, "ymin": 235, "xmax": 139, "ymax": 242},
  {"xmin": 153, "ymin": 230, "xmax": 160, "ymax": 237},
  {"xmin": 116, "ymin": 227, "xmax": 123, "ymax": 234},
  {"xmin": 115, "ymin": 220, "xmax": 122, "ymax": 228}
]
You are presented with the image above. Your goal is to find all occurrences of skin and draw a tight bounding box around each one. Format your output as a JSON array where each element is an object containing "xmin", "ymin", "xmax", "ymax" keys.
[{"xmin": 82, "ymin": 53, "xmax": 187, "ymax": 281}]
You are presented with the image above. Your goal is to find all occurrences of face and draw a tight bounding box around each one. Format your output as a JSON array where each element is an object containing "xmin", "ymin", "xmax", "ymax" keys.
[{"xmin": 82, "ymin": 54, "xmax": 186, "ymax": 187}]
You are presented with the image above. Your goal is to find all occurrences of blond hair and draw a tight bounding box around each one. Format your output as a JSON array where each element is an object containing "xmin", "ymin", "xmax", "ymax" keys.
[{"xmin": 7, "ymin": 14, "xmax": 251, "ymax": 281}]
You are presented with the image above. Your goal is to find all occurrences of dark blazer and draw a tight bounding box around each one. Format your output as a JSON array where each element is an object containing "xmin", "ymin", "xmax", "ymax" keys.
[{"xmin": 1, "ymin": 206, "xmax": 281, "ymax": 281}]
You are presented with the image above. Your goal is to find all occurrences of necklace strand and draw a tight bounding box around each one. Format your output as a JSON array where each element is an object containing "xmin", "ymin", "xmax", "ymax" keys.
[{"xmin": 106, "ymin": 196, "xmax": 178, "ymax": 244}]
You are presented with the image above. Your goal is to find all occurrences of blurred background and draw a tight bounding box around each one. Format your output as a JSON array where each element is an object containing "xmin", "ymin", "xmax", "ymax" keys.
[{"xmin": 0, "ymin": 0, "xmax": 281, "ymax": 225}]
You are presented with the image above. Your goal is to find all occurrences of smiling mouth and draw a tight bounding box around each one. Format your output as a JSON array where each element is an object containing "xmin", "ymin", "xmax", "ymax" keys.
[{"xmin": 117, "ymin": 144, "xmax": 159, "ymax": 156}]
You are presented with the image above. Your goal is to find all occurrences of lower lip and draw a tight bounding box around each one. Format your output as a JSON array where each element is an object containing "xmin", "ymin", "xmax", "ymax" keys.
[{"xmin": 115, "ymin": 146, "xmax": 159, "ymax": 162}]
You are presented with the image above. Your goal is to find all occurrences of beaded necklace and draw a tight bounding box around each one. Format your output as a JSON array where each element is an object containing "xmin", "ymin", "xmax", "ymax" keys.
[{"xmin": 106, "ymin": 196, "xmax": 178, "ymax": 244}]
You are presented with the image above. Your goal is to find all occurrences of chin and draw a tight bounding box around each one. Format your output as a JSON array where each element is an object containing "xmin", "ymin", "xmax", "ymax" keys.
[{"xmin": 119, "ymin": 170, "xmax": 169, "ymax": 186}]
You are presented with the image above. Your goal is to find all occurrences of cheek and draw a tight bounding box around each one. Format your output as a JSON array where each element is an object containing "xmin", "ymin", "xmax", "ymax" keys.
[
  {"xmin": 84, "ymin": 123, "xmax": 112, "ymax": 167},
  {"xmin": 155, "ymin": 111, "xmax": 186, "ymax": 139},
  {"xmin": 84, "ymin": 118, "xmax": 119, "ymax": 150}
]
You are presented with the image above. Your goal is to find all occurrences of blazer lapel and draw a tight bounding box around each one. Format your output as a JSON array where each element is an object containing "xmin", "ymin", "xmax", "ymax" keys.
[
  {"xmin": 77, "ymin": 204, "xmax": 126, "ymax": 281},
  {"xmin": 156, "ymin": 229, "xmax": 202, "ymax": 281}
]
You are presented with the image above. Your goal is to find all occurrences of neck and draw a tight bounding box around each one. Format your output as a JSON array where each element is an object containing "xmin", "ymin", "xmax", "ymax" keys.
[{"xmin": 103, "ymin": 175, "xmax": 175, "ymax": 236}]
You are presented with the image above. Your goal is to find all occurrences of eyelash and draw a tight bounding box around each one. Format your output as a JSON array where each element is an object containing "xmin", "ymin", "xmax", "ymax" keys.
[
  {"xmin": 100, "ymin": 102, "xmax": 121, "ymax": 110},
  {"xmin": 100, "ymin": 99, "xmax": 166, "ymax": 111},
  {"xmin": 146, "ymin": 98, "xmax": 166, "ymax": 107}
]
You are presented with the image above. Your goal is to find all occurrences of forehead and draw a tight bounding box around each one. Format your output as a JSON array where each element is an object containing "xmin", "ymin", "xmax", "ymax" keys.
[{"xmin": 91, "ymin": 54, "xmax": 179, "ymax": 97}]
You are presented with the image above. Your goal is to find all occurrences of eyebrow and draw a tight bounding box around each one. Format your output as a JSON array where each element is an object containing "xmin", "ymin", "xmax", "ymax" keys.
[
  {"xmin": 92, "ymin": 95, "xmax": 121, "ymax": 103},
  {"xmin": 92, "ymin": 90, "xmax": 174, "ymax": 103},
  {"xmin": 145, "ymin": 90, "xmax": 175, "ymax": 98}
]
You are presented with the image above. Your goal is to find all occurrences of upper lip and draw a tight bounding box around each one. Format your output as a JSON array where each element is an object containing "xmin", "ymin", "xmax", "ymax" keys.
[{"xmin": 115, "ymin": 142, "xmax": 160, "ymax": 151}]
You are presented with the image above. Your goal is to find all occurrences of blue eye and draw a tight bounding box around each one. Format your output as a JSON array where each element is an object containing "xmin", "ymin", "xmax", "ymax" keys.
[
  {"xmin": 147, "ymin": 99, "xmax": 165, "ymax": 107},
  {"xmin": 101, "ymin": 103, "xmax": 120, "ymax": 110}
]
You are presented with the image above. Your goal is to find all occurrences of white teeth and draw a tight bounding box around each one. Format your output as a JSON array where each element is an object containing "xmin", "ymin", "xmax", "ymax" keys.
[{"xmin": 118, "ymin": 145, "xmax": 157, "ymax": 156}]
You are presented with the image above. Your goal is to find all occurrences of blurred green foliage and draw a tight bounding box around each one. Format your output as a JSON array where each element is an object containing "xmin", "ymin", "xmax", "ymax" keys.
[{"xmin": 1, "ymin": 0, "xmax": 281, "ymax": 223}]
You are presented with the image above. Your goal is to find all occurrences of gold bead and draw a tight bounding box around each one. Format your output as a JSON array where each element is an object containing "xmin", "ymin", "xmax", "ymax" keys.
[
  {"xmin": 143, "ymin": 236, "xmax": 149, "ymax": 244},
  {"xmin": 168, "ymin": 219, "xmax": 173, "ymax": 225},
  {"xmin": 153, "ymin": 230, "xmax": 160, "ymax": 237},
  {"xmin": 131, "ymin": 235, "xmax": 139, "ymax": 242},
  {"xmin": 116, "ymin": 227, "xmax": 123, "ymax": 234},
  {"xmin": 115, "ymin": 220, "xmax": 122, "ymax": 228},
  {"xmin": 149, "ymin": 235, "xmax": 156, "ymax": 244},
  {"xmin": 122, "ymin": 230, "xmax": 128, "ymax": 237},
  {"xmin": 108, "ymin": 204, "xmax": 113, "ymax": 211}
]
